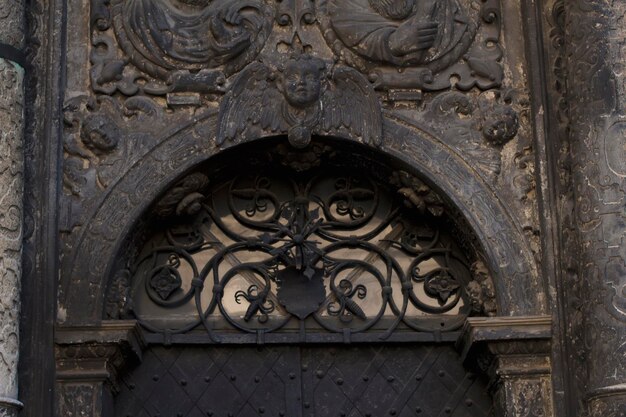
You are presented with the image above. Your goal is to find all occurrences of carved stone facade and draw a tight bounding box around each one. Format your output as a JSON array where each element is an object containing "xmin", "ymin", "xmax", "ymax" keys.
[
  {"xmin": 561, "ymin": 0, "xmax": 626, "ymax": 414},
  {"xmin": 8, "ymin": 0, "xmax": 626, "ymax": 416},
  {"xmin": 0, "ymin": 0, "xmax": 25, "ymax": 416}
]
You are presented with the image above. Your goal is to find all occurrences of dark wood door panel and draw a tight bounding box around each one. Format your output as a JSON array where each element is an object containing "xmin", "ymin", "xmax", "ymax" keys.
[
  {"xmin": 114, "ymin": 345, "xmax": 492, "ymax": 417},
  {"xmin": 300, "ymin": 345, "xmax": 493, "ymax": 417},
  {"xmin": 115, "ymin": 346, "xmax": 302, "ymax": 417}
]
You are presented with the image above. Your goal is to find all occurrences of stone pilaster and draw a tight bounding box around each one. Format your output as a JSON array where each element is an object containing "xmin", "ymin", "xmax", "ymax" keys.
[
  {"xmin": 458, "ymin": 316, "xmax": 554, "ymax": 417},
  {"xmin": 0, "ymin": 0, "xmax": 25, "ymax": 416},
  {"xmin": 563, "ymin": 1, "xmax": 626, "ymax": 415}
]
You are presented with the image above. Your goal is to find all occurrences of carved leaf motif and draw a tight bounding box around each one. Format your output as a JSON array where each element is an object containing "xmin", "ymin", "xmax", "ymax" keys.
[
  {"xmin": 466, "ymin": 57, "xmax": 503, "ymax": 84},
  {"xmin": 98, "ymin": 59, "xmax": 127, "ymax": 84}
]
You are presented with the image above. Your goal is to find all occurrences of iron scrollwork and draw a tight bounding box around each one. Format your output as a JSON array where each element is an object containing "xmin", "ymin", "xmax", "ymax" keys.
[{"xmin": 115, "ymin": 150, "xmax": 496, "ymax": 342}]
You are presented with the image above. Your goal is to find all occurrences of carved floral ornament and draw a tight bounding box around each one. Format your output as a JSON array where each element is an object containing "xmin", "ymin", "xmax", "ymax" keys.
[
  {"xmin": 83, "ymin": 0, "xmax": 517, "ymax": 149},
  {"xmin": 106, "ymin": 143, "xmax": 498, "ymax": 342}
]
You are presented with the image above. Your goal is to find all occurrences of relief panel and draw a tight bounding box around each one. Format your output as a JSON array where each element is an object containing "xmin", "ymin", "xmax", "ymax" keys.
[{"xmin": 58, "ymin": 0, "xmax": 543, "ymax": 325}]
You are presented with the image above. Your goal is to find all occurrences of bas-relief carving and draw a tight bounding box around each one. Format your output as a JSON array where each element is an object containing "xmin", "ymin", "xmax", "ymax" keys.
[
  {"xmin": 0, "ymin": 0, "xmax": 25, "ymax": 49},
  {"xmin": 0, "ymin": 58, "xmax": 24, "ymax": 405},
  {"xmin": 419, "ymin": 89, "xmax": 521, "ymax": 181},
  {"xmin": 326, "ymin": 0, "xmax": 474, "ymax": 67},
  {"xmin": 560, "ymin": 0, "xmax": 626, "ymax": 412},
  {"xmin": 62, "ymin": 95, "xmax": 157, "ymax": 200},
  {"xmin": 58, "ymin": 0, "xmax": 542, "ymax": 331},
  {"xmin": 494, "ymin": 378, "xmax": 552, "ymax": 417},
  {"xmin": 91, "ymin": 0, "xmax": 273, "ymax": 97},
  {"xmin": 79, "ymin": 0, "xmax": 521, "ymax": 158},
  {"xmin": 87, "ymin": 0, "xmax": 506, "ymax": 102},
  {"xmin": 217, "ymin": 55, "xmax": 382, "ymax": 148},
  {"xmin": 56, "ymin": 384, "xmax": 97, "ymax": 417},
  {"xmin": 75, "ymin": 0, "xmax": 527, "ymax": 188}
]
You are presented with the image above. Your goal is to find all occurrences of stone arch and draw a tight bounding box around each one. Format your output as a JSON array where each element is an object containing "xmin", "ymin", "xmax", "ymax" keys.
[{"xmin": 58, "ymin": 112, "xmax": 543, "ymax": 325}]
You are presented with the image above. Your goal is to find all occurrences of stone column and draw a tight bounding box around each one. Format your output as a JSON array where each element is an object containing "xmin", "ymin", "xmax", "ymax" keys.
[
  {"xmin": 0, "ymin": 0, "xmax": 25, "ymax": 416},
  {"xmin": 563, "ymin": 1, "xmax": 626, "ymax": 415}
]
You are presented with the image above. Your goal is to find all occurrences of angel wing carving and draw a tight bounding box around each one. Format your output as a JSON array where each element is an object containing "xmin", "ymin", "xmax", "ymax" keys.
[
  {"xmin": 217, "ymin": 56, "xmax": 383, "ymax": 148},
  {"xmin": 319, "ymin": 67, "xmax": 383, "ymax": 146},
  {"xmin": 217, "ymin": 63, "xmax": 286, "ymax": 145}
]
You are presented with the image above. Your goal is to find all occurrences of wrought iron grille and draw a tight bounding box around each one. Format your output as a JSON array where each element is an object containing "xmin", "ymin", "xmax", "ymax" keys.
[{"xmin": 111, "ymin": 141, "xmax": 494, "ymax": 344}]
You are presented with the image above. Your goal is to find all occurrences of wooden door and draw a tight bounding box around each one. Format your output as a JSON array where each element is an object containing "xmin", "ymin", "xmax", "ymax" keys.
[{"xmin": 114, "ymin": 344, "xmax": 493, "ymax": 417}]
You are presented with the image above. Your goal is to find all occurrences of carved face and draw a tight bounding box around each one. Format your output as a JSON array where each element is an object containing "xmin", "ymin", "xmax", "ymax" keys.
[
  {"xmin": 282, "ymin": 59, "xmax": 323, "ymax": 108},
  {"xmin": 81, "ymin": 114, "xmax": 120, "ymax": 154},
  {"xmin": 369, "ymin": 0, "xmax": 415, "ymax": 20},
  {"xmin": 482, "ymin": 107, "xmax": 519, "ymax": 146}
]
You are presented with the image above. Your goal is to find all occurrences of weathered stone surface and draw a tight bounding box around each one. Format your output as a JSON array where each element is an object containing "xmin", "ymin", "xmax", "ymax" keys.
[
  {"xmin": 564, "ymin": 0, "xmax": 626, "ymax": 414},
  {"xmin": 0, "ymin": 407, "xmax": 18, "ymax": 417},
  {"xmin": 0, "ymin": 57, "xmax": 23, "ymax": 416},
  {"xmin": 16, "ymin": 0, "xmax": 626, "ymax": 415},
  {"xmin": 0, "ymin": 0, "xmax": 25, "ymax": 49},
  {"xmin": 458, "ymin": 316, "xmax": 555, "ymax": 417},
  {"xmin": 55, "ymin": 322, "xmax": 145, "ymax": 417},
  {"xmin": 492, "ymin": 358, "xmax": 554, "ymax": 417}
]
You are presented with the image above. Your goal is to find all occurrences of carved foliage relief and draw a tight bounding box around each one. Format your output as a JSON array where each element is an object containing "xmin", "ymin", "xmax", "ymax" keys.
[
  {"xmin": 74, "ymin": 0, "xmax": 532, "ymax": 191},
  {"xmin": 562, "ymin": 0, "xmax": 626, "ymax": 397},
  {"xmin": 88, "ymin": 0, "xmax": 507, "ymax": 101},
  {"xmin": 76, "ymin": 0, "xmax": 528, "ymax": 176},
  {"xmin": 60, "ymin": 0, "xmax": 541, "ymax": 321},
  {"xmin": 0, "ymin": 59, "xmax": 24, "ymax": 401}
]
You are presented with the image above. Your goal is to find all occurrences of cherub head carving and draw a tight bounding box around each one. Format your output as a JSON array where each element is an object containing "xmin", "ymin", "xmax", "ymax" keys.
[
  {"xmin": 281, "ymin": 55, "xmax": 326, "ymax": 108},
  {"xmin": 368, "ymin": 0, "xmax": 415, "ymax": 20},
  {"xmin": 481, "ymin": 106, "xmax": 519, "ymax": 146}
]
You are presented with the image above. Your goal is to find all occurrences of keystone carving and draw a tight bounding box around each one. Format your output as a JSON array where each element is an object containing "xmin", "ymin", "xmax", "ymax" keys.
[{"xmin": 217, "ymin": 55, "xmax": 382, "ymax": 148}]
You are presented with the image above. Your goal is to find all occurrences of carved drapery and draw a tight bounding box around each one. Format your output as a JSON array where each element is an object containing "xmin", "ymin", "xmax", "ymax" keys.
[{"xmin": 0, "ymin": 0, "xmax": 25, "ymax": 416}]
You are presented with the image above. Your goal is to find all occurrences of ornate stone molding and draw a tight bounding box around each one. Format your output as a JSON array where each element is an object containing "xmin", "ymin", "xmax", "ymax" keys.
[
  {"xmin": 0, "ymin": 0, "xmax": 25, "ymax": 415},
  {"xmin": 457, "ymin": 316, "xmax": 554, "ymax": 417},
  {"xmin": 55, "ymin": 321, "xmax": 146, "ymax": 417},
  {"xmin": 562, "ymin": 1, "xmax": 626, "ymax": 415}
]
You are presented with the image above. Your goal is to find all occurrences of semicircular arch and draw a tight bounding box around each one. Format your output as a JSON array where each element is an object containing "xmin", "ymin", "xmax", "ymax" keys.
[{"xmin": 58, "ymin": 114, "xmax": 543, "ymax": 325}]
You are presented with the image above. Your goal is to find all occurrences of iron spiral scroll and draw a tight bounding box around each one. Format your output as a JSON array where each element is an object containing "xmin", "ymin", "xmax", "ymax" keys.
[{"xmin": 120, "ymin": 150, "xmax": 494, "ymax": 344}]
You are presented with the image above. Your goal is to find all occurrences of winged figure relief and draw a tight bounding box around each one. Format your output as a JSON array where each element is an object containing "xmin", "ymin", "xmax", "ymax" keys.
[
  {"xmin": 113, "ymin": 0, "xmax": 273, "ymax": 79},
  {"xmin": 217, "ymin": 55, "xmax": 383, "ymax": 148}
]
